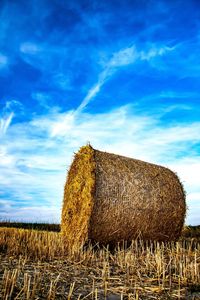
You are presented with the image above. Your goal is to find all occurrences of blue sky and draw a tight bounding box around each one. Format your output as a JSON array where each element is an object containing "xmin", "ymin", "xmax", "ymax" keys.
[{"xmin": 0, "ymin": 0, "xmax": 199, "ymax": 224}]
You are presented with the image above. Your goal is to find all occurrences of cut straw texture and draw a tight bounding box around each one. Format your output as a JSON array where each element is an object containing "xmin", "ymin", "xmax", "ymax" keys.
[{"xmin": 61, "ymin": 145, "xmax": 186, "ymax": 249}]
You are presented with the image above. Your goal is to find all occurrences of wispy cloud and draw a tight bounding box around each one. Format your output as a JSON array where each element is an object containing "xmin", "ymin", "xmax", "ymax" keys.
[
  {"xmin": 0, "ymin": 104, "xmax": 199, "ymax": 223},
  {"xmin": 77, "ymin": 44, "xmax": 174, "ymax": 113},
  {"xmin": 31, "ymin": 92, "xmax": 52, "ymax": 109},
  {"xmin": 0, "ymin": 205, "xmax": 60, "ymax": 223},
  {"xmin": 108, "ymin": 46, "xmax": 138, "ymax": 67},
  {"xmin": 0, "ymin": 112, "xmax": 14, "ymax": 135},
  {"xmin": 140, "ymin": 45, "xmax": 175, "ymax": 61},
  {"xmin": 0, "ymin": 0, "xmax": 199, "ymax": 225},
  {"xmin": 0, "ymin": 100, "xmax": 24, "ymax": 135},
  {"xmin": 75, "ymin": 72, "xmax": 108, "ymax": 114},
  {"xmin": 159, "ymin": 90, "xmax": 199, "ymax": 99}
]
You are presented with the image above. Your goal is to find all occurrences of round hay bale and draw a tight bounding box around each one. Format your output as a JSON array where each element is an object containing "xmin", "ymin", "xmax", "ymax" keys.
[{"xmin": 61, "ymin": 145, "xmax": 186, "ymax": 248}]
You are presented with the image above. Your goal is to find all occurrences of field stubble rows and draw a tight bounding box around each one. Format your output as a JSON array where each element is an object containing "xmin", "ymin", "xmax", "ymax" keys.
[{"xmin": 0, "ymin": 227, "xmax": 200, "ymax": 299}]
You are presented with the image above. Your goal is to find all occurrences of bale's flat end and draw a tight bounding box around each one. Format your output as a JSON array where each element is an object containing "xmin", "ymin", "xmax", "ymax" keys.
[{"xmin": 61, "ymin": 145, "xmax": 95, "ymax": 250}]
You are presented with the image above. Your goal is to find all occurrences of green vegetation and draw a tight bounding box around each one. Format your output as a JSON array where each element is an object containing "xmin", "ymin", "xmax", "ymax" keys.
[
  {"xmin": 0, "ymin": 221, "xmax": 60, "ymax": 232},
  {"xmin": 0, "ymin": 221, "xmax": 200, "ymax": 238}
]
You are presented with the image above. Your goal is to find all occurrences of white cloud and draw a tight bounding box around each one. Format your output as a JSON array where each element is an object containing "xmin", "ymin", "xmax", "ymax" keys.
[
  {"xmin": 4, "ymin": 100, "xmax": 24, "ymax": 111},
  {"xmin": 0, "ymin": 100, "xmax": 24, "ymax": 135},
  {"xmin": 0, "ymin": 199, "xmax": 13, "ymax": 211},
  {"xmin": 186, "ymin": 195, "xmax": 200, "ymax": 225},
  {"xmin": 50, "ymin": 111, "xmax": 75, "ymax": 137},
  {"xmin": 169, "ymin": 159, "xmax": 200, "ymax": 192},
  {"xmin": 76, "ymin": 46, "xmax": 137, "ymax": 112},
  {"xmin": 146, "ymin": 124, "xmax": 200, "ymax": 146},
  {"xmin": 0, "ymin": 112, "xmax": 14, "ymax": 135},
  {"xmin": 144, "ymin": 39, "xmax": 200, "ymax": 77},
  {"xmin": 159, "ymin": 91, "xmax": 198, "ymax": 99},
  {"xmin": 167, "ymin": 159, "xmax": 200, "ymax": 225},
  {"xmin": 140, "ymin": 45, "xmax": 174, "ymax": 61},
  {"xmin": 0, "ymin": 205, "xmax": 60, "ymax": 223},
  {"xmin": 77, "ymin": 43, "xmax": 175, "ymax": 113},
  {"xmin": 0, "ymin": 105, "xmax": 199, "ymax": 224},
  {"xmin": 76, "ymin": 81, "xmax": 103, "ymax": 113},
  {"xmin": 109, "ymin": 45, "xmax": 138, "ymax": 67},
  {"xmin": 0, "ymin": 146, "xmax": 15, "ymax": 167}
]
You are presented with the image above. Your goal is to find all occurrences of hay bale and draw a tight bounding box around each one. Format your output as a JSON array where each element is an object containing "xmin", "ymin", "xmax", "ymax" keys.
[{"xmin": 61, "ymin": 145, "xmax": 186, "ymax": 248}]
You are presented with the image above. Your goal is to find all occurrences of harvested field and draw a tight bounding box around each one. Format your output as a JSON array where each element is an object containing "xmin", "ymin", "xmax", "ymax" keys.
[
  {"xmin": 62, "ymin": 145, "xmax": 186, "ymax": 249},
  {"xmin": 0, "ymin": 226, "xmax": 199, "ymax": 299}
]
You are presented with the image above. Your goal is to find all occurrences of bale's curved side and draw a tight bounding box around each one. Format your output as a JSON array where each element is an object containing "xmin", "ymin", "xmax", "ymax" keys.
[
  {"xmin": 89, "ymin": 150, "xmax": 186, "ymax": 243},
  {"xmin": 61, "ymin": 145, "xmax": 95, "ymax": 249},
  {"xmin": 61, "ymin": 145, "xmax": 186, "ymax": 248}
]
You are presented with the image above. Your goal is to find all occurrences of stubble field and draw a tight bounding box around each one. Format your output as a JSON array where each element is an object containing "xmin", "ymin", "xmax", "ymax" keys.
[{"xmin": 0, "ymin": 224, "xmax": 199, "ymax": 299}]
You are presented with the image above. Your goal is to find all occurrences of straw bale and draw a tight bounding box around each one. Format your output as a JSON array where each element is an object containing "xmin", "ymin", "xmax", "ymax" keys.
[{"xmin": 61, "ymin": 145, "xmax": 186, "ymax": 248}]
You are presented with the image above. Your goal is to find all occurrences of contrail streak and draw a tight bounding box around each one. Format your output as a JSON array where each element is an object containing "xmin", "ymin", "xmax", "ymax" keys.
[{"xmin": 0, "ymin": 112, "xmax": 14, "ymax": 135}]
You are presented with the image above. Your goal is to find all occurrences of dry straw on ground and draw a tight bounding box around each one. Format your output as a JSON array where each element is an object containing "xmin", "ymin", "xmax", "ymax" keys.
[{"xmin": 61, "ymin": 145, "xmax": 186, "ymax": 249}]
